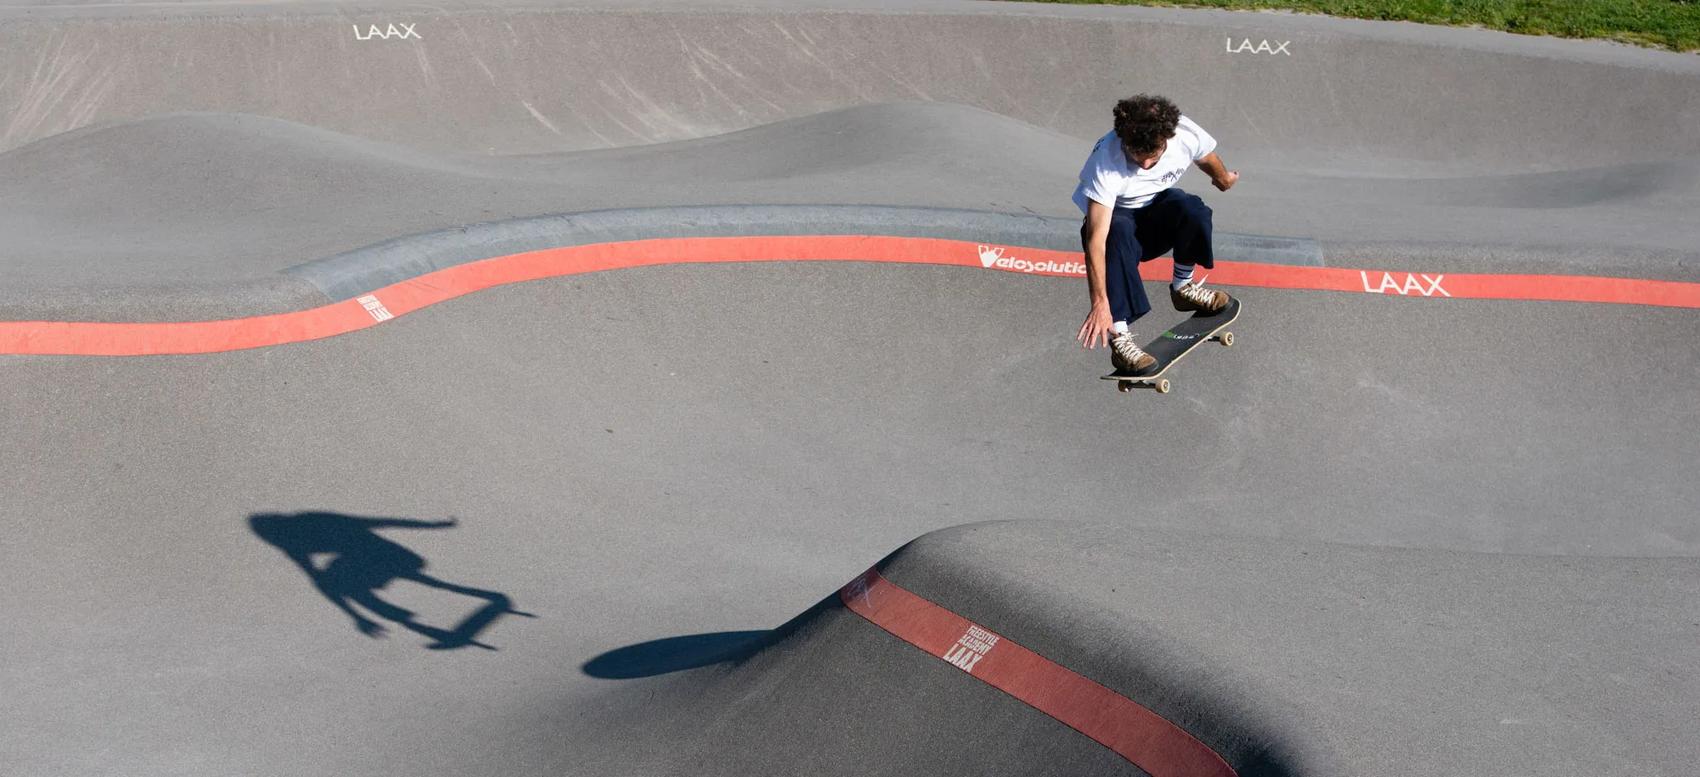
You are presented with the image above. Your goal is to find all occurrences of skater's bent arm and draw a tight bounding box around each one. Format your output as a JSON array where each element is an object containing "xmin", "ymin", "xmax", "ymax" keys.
[
  {"xmin": 1195, "ymin": 152, "xmax": 1238, "ymax": 191},
  {"xmin": 1082, "ymin": 200, "xmax": 1112, "ymax": 306},
  {"xmin": 1076, "ymin": 200, "xmax": 1115, "ymax": 349}
]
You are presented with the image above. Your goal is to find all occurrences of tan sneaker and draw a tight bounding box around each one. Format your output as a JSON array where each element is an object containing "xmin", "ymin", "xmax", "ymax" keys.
[
  {"xmin": 1171, "ymin": 280, "xmax": 1232, "ymax": 314},
  {"xmin": 1110, "ymin": 331, "xmax": 1158, "ymax": 375}
]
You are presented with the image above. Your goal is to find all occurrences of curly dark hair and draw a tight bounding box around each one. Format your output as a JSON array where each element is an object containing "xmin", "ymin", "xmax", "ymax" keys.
[{"xmin": 1112, "ymin": 95, "xmax": 1181, "ymax": 159}]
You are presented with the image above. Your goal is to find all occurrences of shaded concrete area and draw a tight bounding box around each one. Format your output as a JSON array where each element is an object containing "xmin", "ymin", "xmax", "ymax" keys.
[
  {"xmin": 1, "ymin": 1, "xmax": 1697, "ymax": 776},
  {"xmin": 600, "ymin": 520, "xmax": 1700, "ymax": 775}
]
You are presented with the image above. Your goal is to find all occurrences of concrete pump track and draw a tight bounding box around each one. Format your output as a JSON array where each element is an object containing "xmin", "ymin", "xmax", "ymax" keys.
[{"xmin": 3, "ymin": 2, "xmax": 1698, "ymax": 775}]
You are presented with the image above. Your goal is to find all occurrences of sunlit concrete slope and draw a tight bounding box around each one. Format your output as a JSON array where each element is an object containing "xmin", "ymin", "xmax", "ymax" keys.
[
  {"xmin": 5, "ymin": 0, "xmax": 1696, "ymax": 168},
  {"xmin": 3, "ymin": 0, "xmax": 1700, "ymax": 321},
  {"xmin": 4, "ymin": 261, "xmax": 1697, "ymax": 775}
]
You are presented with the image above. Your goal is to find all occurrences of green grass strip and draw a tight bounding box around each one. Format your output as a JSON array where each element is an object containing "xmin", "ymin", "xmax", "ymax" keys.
[{"xmin": 1020, "ymin": 0, "xmax": 1700, "ymax": 52}]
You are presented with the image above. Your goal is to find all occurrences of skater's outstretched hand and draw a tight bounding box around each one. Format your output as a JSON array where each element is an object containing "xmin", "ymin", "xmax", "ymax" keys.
[
  {"xmin": 1077, "ymin": 299, "xmax": 1114, "ymax": 349},
  {"xmin": 1212, "ymin": 170, "xmax": 1239, "ymax": 191}
]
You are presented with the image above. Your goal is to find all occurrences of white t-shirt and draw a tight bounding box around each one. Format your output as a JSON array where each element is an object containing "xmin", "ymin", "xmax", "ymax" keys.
[{"xmin": 1072, "ymin": 115, "xmax": 1217, "ymax": 213}]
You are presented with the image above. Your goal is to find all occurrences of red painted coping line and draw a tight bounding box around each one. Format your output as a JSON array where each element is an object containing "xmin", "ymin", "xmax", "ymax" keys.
[
  {"xmin": 839, "ymin": 568, "xmax": 1237, "ymax": 777},
  {"xmin": 3, "ymin": 235, "xmax": 1697, "ymax": 356}
]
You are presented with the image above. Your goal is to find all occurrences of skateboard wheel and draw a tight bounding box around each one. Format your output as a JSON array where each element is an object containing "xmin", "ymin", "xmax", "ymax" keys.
[
  {"xmin": 1220, "ymin": 332, "xmax": 1235, "ymax": 347},
  {"xmin": 1156, "ymin": 379, "xmax": 1172, "ymax": 394}
]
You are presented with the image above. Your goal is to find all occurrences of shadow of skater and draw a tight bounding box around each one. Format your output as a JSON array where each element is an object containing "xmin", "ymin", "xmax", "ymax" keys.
[{"xmin": 250, "ymin": 511, "xmax": 534, "ymax": 650}]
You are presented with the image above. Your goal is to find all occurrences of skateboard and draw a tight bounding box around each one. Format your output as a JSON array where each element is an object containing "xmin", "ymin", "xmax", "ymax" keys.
[{"xmin": 1101, "ymin": 298, "xmax": 1241, "ymax": 394}]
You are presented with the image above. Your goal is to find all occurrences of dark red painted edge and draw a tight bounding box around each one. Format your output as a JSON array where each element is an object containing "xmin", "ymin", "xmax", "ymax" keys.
[{"xmin": 840, "ymin": 568, "xmax": 1237, "ymax": 777}]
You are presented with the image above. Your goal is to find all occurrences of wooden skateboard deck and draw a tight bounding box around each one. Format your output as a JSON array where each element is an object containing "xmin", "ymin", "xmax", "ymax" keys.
[{"xmin": 1100, "ymin": 298, "xmax": 1242, "ymax": 394}]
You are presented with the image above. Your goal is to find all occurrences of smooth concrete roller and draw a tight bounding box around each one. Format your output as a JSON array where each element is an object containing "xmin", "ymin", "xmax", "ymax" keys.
[
  {"xmin": 1, "ymin": 1, "xmax": 1697, "ymax": 776},
  {"xmin": 3, "ymin": 104, "xmax": 1696, "ymax": 321},
  {"xmin": 593, "ymin": 520, "xmax": 1700, "ymax": 775}
]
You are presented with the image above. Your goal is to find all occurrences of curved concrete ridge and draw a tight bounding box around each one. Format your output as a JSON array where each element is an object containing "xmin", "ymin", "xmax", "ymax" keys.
[
  {"xmin": 0, "ymin": 106, "xmax": 1330, "ymax": 321},
  {"xmin": 585, "ymin": 519, "xmax": 1700, "ymax": 775},
  {"xmin": 858, "ymin": 521, "xmax": 1700, "ymax": 775},
  {"xmin": 573, "ymin": 542, "xmax": 1301, "ymax": 777},
  {"xmin": 283, "ymin": 206, "xmax": 1323, "ymax": 304},
  {"xmin": 7, "ymin": 231, "xmax": 1700, "ymax": 355},
  {"xmin": 11, "ymin": 103, "xmax": 1696, "ymax": 323}
]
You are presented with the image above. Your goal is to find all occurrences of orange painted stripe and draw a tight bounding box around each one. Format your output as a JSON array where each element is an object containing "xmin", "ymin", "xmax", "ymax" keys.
[
  {"xmin": 3, "ymin": 235, "xmax": 1696, "ymax": 356},
  {"xmin": 840, "ymin": 568, "xmax": 1237, "ymax": 777}
]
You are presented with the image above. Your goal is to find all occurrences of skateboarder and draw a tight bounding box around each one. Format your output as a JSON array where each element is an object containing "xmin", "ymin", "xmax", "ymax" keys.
[{"xmin": 1074, "ymin": 94, "xmax": 1239, "ymax": 375}]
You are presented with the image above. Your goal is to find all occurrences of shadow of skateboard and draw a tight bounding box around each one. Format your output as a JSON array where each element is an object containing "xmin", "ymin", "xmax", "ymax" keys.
[{"xmin": 423, "ymin": 594, "xmax": 537, "ymax": 651}]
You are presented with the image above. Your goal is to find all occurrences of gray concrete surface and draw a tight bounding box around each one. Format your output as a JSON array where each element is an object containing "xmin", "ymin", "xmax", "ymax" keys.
[{"xmin": 2, "ymin": 2, "xmax": 1698, "ymax": 776}]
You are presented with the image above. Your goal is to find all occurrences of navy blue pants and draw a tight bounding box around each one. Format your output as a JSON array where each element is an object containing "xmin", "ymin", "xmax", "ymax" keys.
[{"xmin": 1081, "ymin": 188, "xmax": 1215, "ymax": 323}]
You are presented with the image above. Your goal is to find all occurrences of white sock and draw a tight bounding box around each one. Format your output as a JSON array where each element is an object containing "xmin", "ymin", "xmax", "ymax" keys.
[
  {"xmin": 1172, "ymin": 263, "xmax": 1195, "ymax": 289},
  {"xmin": 1111, "ymin": 321, "xmax": 1129, "ymax": 335}
]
